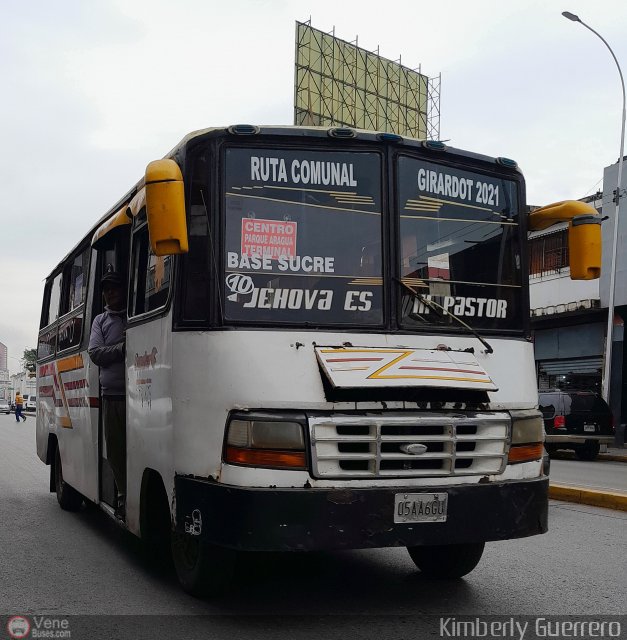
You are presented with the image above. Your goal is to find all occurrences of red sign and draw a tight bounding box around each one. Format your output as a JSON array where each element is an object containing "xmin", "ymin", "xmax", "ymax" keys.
[{"xmin": 241, "ymin": 218, "xmax": 297, "ymax": 259}]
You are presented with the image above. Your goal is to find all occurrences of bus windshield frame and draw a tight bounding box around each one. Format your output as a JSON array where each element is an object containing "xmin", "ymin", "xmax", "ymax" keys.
[
  {"xmin": 221, "ymin": 144, "xmax": 386, "ymax": 328},
  {"xmin": 396, "ymin": 153, "xmax": 526, "ymax": 336},
  {"xmin": 216, "ymin": 141, "xmax": 528, "ymax": 335}
]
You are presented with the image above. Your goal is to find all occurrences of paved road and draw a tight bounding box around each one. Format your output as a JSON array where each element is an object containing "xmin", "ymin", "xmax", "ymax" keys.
[
  {"xmin": 550, "ymin": 458, "xmax": 627, "ymax": 493},
  {"xmin": 0, "ymin": 413, "xmax": 625, "ymax": 638}
]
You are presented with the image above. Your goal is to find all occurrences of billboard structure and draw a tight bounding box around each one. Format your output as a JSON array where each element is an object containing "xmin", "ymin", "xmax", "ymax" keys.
[{"xmin": 294, "ymin": 21, "xmax": 440, "ymax": 140}]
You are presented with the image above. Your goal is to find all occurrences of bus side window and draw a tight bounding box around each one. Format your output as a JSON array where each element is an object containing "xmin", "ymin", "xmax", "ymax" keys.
[
  {"xmin": 130, "ymin": 221, "xmax": 172, "ymax": 317},
  {"xmin": 37, "ymin": 326, "xmax": 57, "ymax": 361},
  {"xmin": 68, "ymin": 247, "xmax": 90, "ymax": 311},
  {"xmin": 45, "ymin": 273, "xmax": 62, "ymax": 326},
  {"xmin": 57, "ymin": 246, "xmax": 91, "ymax": 352},
  {"xmin": 37, "ymin": 273, "xmax": 62, "ymax": 360}
]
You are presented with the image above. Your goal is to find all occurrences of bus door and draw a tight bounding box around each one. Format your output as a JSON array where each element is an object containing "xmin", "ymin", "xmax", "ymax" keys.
[{"xmin": 92, "ymin": 227, "xmax": 130, "ymax": 510}]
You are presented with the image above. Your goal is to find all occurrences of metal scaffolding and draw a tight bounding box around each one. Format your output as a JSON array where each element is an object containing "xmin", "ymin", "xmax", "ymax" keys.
[{"xmin": 294, "ymin": 21, "xmax": 441, "ymax": 140}]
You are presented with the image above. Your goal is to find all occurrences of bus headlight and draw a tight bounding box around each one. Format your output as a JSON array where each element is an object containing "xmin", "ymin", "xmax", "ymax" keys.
[
  {"xmin": 508, "ymin": 412, "xmax": 544, "ymax": 464},
  {"xmin": 224, "ymin": 413, "xmax": 307, "ymax": 470}
]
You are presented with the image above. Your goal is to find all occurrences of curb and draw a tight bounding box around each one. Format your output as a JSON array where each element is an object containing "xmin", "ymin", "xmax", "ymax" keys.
[
  {"xmin": 598, "ymin": 455, "xmax": 627, "ymax": 463},
  {"xmin": 549, "ymin": 483, "xmax": 627, "ymax": 512}
]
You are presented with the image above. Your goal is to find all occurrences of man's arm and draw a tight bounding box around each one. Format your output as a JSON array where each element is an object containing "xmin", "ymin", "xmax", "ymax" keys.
[{"xmin": 88, "ymin": 315, "xmax": 125, "ymax": 366}]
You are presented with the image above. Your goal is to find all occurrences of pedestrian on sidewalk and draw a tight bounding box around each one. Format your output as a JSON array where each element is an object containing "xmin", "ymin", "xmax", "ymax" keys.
[{"xmin": 15, "ymin": 392, "xmax": 26, "ymax": 422}]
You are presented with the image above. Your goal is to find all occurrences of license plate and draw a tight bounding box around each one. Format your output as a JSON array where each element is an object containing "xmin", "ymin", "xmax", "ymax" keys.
[
  {"xmin": 394, "ymin": 492, "xmax": 448, "ymax": 523},
  {"xmin": 583, "ymin": 423, "xmax": 596, "ymax": 433}
]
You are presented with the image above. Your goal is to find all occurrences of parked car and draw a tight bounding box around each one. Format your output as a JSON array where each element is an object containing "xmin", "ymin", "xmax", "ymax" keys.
[
  {"xmin": 539, "ymin": 389, "xmax": 615, "ymax": 460},
  {"xmin": 25, "ymin": 395, "xmax": 36, "ymax": 412},
  {"xmin": 0, "ymin": 399, "xmax": 10, "ymax": 414}
]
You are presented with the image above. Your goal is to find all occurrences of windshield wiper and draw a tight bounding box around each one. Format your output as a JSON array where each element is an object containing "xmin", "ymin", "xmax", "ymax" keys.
[{"xmin": 396, "ymin": 278, "xmax": 494, "ymax": 355}]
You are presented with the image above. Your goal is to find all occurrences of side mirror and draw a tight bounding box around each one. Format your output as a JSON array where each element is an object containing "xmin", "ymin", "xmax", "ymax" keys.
[
  {"xmin": 145, "ymin": 159, "xmax": 189, "ymax": 255},
  {"xmin": 528, "ymin": 200, "xmax": 602, "ymax": 281},
  {"xmin": 568, "ymin": 215, "xmax": 601, "ymax": 280}
]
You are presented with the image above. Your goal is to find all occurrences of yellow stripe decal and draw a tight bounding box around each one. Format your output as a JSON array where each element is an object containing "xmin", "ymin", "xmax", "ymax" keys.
[
  {"xmin": 401, "ymin": 214, "xmax": 518, "ymax": 226},
  {"xmin": 320, "ymin": 348, "xmax": 409, "ymax": 354},
  {"xmin": 372, "ymin": 374, "xmax": 492, "ymax": 383},
  {"xmin": 226, "ymin": 192, "xmax": 381, "ymax": 216},
  {"xmin": 57, "ymin": 354, "xmax": 84, "ymax": 373},
  {"xmin": 320, "ymin": 349, "xmax": 492, "ymax": 383},
  {"xmin": 367, "ymin": 351, "xmax": 415, "ymax": 380}
]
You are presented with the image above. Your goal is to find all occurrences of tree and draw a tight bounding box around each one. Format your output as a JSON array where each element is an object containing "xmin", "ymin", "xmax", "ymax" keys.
[{"xmin": 22, "ymin": 348, "xmax": 37, "ymax": 373}]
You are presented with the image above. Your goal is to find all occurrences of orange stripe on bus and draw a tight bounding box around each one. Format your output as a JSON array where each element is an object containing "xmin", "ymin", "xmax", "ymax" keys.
[{"xmin": 57, "ymin": 354, "xmax": 84, "ymax": 373}]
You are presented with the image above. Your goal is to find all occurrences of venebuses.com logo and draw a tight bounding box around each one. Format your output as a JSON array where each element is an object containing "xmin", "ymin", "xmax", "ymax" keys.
[
  {"xmin": 7, "ymin": 617, "xmax": 30, "ymax": 639},
  {"xmin": 6, "ymin": 615, "xmax": 71, "ymax": 639}
]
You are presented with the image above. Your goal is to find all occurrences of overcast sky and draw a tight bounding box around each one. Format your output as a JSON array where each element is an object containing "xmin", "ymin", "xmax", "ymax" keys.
[{"xmin": 1, "ymin": 0, "xmax": 626, "ymax": 372}]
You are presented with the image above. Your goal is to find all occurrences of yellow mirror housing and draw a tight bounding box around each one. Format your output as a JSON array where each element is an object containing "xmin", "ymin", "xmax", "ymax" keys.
[
  {"xmin": 528, "ymin": 200, "xmax": 602, "ymax": 281},
  {"xmin": 528, "ymin": 199, "xmax": 597, "ymax": 231},
  {"xmin": 145, "ymin": 159, "xmax": 188, "ymax": 255},
  {"xmin": 568, "ymin": 215, "xmax": 602, "ymax": 280}
]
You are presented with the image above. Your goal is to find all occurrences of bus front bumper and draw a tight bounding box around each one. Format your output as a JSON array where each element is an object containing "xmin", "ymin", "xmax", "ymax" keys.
[{"xmin": 174, "ymin": 475, "xmax": 548, "ymax": 552}]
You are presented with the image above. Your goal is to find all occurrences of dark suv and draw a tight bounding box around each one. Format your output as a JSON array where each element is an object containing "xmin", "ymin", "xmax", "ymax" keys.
[{"xmin": 539, "ymin": 390, "xmax": 614, "ymax": 460}]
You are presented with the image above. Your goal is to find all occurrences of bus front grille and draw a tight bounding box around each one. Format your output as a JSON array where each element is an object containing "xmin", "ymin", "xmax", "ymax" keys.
[{"xmin": 309, "ymin": 412, "xmax": 510, "ymax": 478}]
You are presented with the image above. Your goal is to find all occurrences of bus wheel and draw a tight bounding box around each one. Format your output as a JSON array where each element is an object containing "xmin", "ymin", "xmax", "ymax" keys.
[
  {"xmin": 407, "ymin": 542, "xmax": 485, "ymax": 579},
  {"xmin": 171, "ymin": 532, "xmax": 235, "ymax": 597},
  {"xmin": 54, "ymin": 446, "xmax": 83, "ymax": 511}
]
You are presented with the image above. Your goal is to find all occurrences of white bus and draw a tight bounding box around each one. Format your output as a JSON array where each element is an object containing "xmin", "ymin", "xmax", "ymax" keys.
[{"xmin": 36, "ymin": 125, "xmax": 601, "ymax": 596}]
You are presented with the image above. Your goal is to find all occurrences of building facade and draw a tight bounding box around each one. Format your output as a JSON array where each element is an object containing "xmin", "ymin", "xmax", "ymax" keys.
[
  {"xmin": 10, "ymin": 370, "xmax": 36, "ymax": 400},
  {"xmin": 529, "ymin": 156, "xmax": 627, "ymax": 443},
  {"xmin": 600, "ymin": 158, "xmax": 627, "ymax": 436},
  {"xmin": 529, "ymin": 193, "xmax": 605, "ymax": 393},
  {"xmin": 0, "ymin": 342, "xmax": 8, "ymax": 400},
  {"xmin": 0, "ymin": 341, "xmax": 7, "ymax": 370}
]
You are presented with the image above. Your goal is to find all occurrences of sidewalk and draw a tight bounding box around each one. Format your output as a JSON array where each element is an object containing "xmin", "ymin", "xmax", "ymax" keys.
[
  {"xmin": 549, "ymin": 444, "xmax": 627, "ymax": 511},
  {"xmin": 550, "ymin": 444, "xmax": 627, "ymax": 463},
  {"xmin": 600, "ymin": 445, "xmax": 627, "ymax": 463}
]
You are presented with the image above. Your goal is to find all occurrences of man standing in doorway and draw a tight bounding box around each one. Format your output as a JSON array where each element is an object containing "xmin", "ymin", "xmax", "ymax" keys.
[
  {"xmin": 88, "ymin": 271, "xmax": 127, "ymax": 519},
  {"xmin": 15, "ymin": 392, "xmax": 26, "ymax": 422}
]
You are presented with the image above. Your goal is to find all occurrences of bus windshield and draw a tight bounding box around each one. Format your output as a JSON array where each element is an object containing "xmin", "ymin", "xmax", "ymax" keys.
[
  {"xmin": 223, "ymin": 147, "xmax": 383, "ymax": 325},
  {"xmin": 222, "ymin": 146, "xmax": 524, "ymax": 333},
  {"xmin": 397, "ymin": 156, "xmax": 523, "ymax": 333}
]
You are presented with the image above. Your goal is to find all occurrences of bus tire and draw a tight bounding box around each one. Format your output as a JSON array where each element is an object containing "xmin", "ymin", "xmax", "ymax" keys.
[
  {"xmin": 171, "ymin": 532, "xmax": 235, "ymax": 597},
  {"xmin": 54, "ymin": 446, "xmax": 83, "ymax": 511},
  {"xmin": 407, "ymin": 542, "xmax": 485, "ymax": 579}
]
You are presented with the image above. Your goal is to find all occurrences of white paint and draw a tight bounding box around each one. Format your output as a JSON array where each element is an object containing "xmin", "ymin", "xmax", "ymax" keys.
[
  {"xmin": 530, "ymin": 270, "xmax": 599, "ymax": 310},
  {"xmin": 172, "ymin": 330, "xmax": 538, "ymax": 479}
]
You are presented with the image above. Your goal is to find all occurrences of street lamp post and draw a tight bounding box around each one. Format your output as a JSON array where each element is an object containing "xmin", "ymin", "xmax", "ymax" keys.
[{"xmin": 562, "ymin": 12, "xmax": 625, "ymax": 418}]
